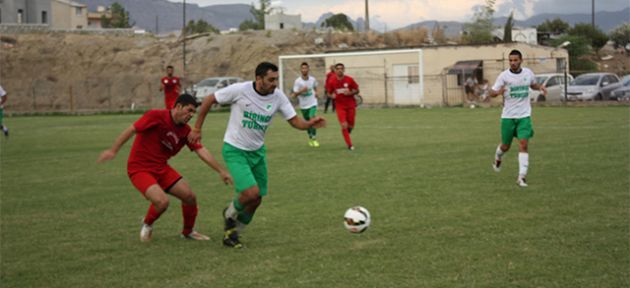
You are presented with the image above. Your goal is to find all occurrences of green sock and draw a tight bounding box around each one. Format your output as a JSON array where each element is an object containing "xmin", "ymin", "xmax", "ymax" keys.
[{"xmin": 237, "ymin": 211, "xmax": 254, "ymax": 225}]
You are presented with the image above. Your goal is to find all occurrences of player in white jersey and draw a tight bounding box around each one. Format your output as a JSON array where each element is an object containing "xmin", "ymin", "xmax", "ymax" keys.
[
  {"xmin": 188, "ymin": 62, "xmax": 326, "ymax": 248},
  {"xmin": 290, "ymin": 62, "xmax": 320, "ymax": 147},
  {"xmin": 0, "ymin": 85, "xmax": 8, "ymax": 137},
  {"xmin": 489, "ymin": 49, "xmax": 546, "ymax": 187}
]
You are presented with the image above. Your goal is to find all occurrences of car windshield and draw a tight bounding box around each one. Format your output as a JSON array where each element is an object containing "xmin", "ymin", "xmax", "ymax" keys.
[
  {"xmin": 197, "ymin": 79, "xmax": 219, "ymax": 87},
  {"xmin": 572, "ymin": 75, "xmax": 600, "ymax": 86},
  {"xmin": 535, "ymin": 76, "xmax": 548, "ymax": 84}
]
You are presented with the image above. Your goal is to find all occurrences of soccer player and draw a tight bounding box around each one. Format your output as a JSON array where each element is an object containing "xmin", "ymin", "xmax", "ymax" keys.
[
  {"xmin": 0, "ymin": 84, "xmax": 9, "ymax": 137},
  {"xmin": 188, "ymin": 62, "xmax": 326, "ymax": 248},
  {"xmin": 489, "ymin": 49, "xmax": 546, "ymax": 187},
  {"xmin": 97, "ymin": 94, "xmax": 233, "ymax": 242},
  {"xmin": 326, "ymin": 63, "xmax": 359, "ymax": 150},
  {"xmin": 160, "ymin": 65, "xmax": 181, "ymax": 109},
  {"xmin": 290, "ymin": 62, "xmax": 320, "ymax": 147},
  {"xmin": 324, "ymin": 65, "xmax": 336, "ymax": 113}
]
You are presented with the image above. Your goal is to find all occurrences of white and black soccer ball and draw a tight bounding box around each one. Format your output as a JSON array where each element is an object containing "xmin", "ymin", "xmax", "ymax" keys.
[{"xmin": 344, "ymin": 206, "xmax": 371, "ymax": 233}]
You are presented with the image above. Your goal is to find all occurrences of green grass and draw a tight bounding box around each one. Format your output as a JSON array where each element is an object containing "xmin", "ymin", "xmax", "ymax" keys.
[{"xmin": 1, "ymin": 107, "xmax": 629, "ymax": 287}]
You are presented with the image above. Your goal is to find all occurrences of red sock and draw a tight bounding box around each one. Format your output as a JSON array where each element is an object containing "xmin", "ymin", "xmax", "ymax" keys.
[
  {"xmin": 342, "ymin": 128, "xmax": 353, "ymax": 147},
  {"xmin": 181, "ymin": 204, "xmax": 198, "ymax": 235},
  {"xmin": 143, "ymin": 203, "xmax": 163, "ymax": 226}
]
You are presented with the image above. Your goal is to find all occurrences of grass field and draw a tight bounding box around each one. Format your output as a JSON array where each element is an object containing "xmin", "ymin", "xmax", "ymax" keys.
[{"xmin": 1, "ymin": 106, "xmax": 629, "ymax": 287}]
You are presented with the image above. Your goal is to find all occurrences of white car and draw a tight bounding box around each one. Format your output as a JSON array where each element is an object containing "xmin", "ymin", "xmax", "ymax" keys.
[
  {"xmin": 566, "ymin": 73, "xmax": 623, "ymax": 101},
  {"xmin": 529, "ymin": 73, "xmax": 573, "ymax": 102},
  {"xmin": 193, "ymin": 77, "xmax": 243, "ymax": 102}
]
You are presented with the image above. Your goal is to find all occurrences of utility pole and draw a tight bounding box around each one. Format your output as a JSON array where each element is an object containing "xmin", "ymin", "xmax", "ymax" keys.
[
  {"xmin": 591, "ymin": 0, "xmax": 595, "ymax": 29},
  {"xmin": 183, "ymin": 0, "xmax": 187, "ymax": 77},
  {"xmin": 364, "ymin": 0, "xmax": 370, "ymax": 32}
]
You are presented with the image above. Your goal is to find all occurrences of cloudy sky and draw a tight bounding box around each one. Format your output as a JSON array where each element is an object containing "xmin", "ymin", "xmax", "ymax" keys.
[{"xmin": 169, "ymin": 0, "xmax": 628, "ymax": 29}]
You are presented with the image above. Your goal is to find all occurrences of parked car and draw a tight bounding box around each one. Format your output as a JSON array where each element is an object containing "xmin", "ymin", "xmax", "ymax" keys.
[
  {"xmin": 529, "ymin": 73, "xmax": 574, "ymax": 102},
  {"xmin": 611, "ymin": 75, "xmax": 630, "ymax": 101},
  {"xmin": 193, "ymin": 77, "xmax": 243, "ymax": 102},
  {"xmin": 566, "ymin": 72, "xmax": 622, "ymax": 101}
]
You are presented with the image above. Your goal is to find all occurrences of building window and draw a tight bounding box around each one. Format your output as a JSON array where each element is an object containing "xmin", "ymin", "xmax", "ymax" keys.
[
  {"xmin": 17, "ymin": 9, "xmax": 23, "ymax": 24},
  {"xmin": 76, "ymin": 7, "xmax": 82, "ymax": 16},
  {"xmin": 41, "ymin": 11, "xmax": 47, "ymax": 24},
  {"xmin": 280, "ymin": 23, "xmax": 284, "ymax": 29}
]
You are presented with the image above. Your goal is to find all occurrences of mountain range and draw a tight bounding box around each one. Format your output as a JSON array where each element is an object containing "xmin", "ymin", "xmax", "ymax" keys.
[{"xmin": 79, "ymin": 0, "xmax": 628, "ymax": 35}]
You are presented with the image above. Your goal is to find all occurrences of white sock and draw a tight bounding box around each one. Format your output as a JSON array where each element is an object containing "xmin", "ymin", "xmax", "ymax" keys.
[
  {"xmin": 495, "ymin": 145, "xmax": 505, "ymax": 160},
  {"xmin": 225, "ymin": 201, "xmax": 238, "ymax": 220},
  {"xmin": 518, "ymin": 152, "xmax": 529, "ymax": 178}
]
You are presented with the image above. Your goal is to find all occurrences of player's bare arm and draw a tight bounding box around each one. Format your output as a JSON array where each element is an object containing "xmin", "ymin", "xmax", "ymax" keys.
[
  {"xmin": 188, "ymin": 94, "xmax": 218, "ymax": 144},
  {"xmin": 531, "ymin": 83, "xmax": 547, "ymax": 96},
  {"xmin": 97, "ymin": 125, "xmax": 136, "ymax": 163},
  {"xmin": 194, "ymin": 147, "xmax": 234, "ymax": 185},
  {"xmin": 489, "ymin": 86, "xmax": 506, "ymax": 98},
  {"xmin": 288, "ymin": 116, "xmax": 326, "ymax": 130}
]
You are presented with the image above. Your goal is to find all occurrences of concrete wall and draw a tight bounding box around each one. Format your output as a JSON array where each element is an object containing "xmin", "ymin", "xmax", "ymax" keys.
[
  {"xmin": 51, "ymin": 0, "xmax": 86, "ymax": 29},
  {"xmin": 265, "ymin": 13, "xmax": 302, "ymax": 31},
  {"xmin": 0, "ymin": 0, "xmax": 51, "ymax": 24}
]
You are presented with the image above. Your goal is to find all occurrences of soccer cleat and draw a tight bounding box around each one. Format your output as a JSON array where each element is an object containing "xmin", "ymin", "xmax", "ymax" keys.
[
  {"xmin": 140, "ymin": 224, "xmax": 153, "ymax": 242},
  {"xmin": 308, "ymin": 139, "xmax": 314, "ymax": 147},
  {"xmin": 181, "ymin": 231, "xmax": 210, "ymax": 241},
  {"xmin": 312, "ymin": 139, "xmax": 320, "ymax": 148},
  {"xmin": 2, "ymin": 126, "xmax": 8, "ymax": 137},
  {"xmin": 223, "ymin": 229, "xmax": 243, "ymax": 249},
  {"xmin": 348, "ymin": 145, "xmax": 355, "ymax": 151},
  {"xmin": 492, "ymin": 159, "xmax": 502, "ymax": 172},
  {"xmin": 516, "ymin": 177, "xmax": 528, "ymax": 187}
]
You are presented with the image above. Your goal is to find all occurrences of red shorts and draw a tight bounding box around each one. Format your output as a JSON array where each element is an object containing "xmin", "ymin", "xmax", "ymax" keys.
[
  {"xmin": 128, "ymin": 165, "xmax": 182, "ymax": 195},
  {"xmin": 336, "ymin": 105, "xmax": 356, "ymax": 128}
]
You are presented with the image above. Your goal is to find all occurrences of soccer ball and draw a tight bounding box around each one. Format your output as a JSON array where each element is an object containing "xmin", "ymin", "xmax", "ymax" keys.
[{"xmin": 343, "ymin": 206, "xmax": 371, "ymax": 233}]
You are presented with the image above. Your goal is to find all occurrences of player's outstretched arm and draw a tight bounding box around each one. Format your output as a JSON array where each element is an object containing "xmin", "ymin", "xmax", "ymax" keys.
[
  {"xmin": 489, "ymin": 86, "xmax": 505, "ymax": 98},
  {"xmin": 288, "ymin": 116, "xmax": 326, "ymax": 130},
  {"xmin": 97, "ymin": 125, "xmax": 136, "ymax": 163},
  {"xmin": 194, "ymin": 147, "xmax": 233, "ymax": 185},
  {"xmin": 531, "ymin": 83, "xmax": 547, "ymax": 96},
  {"xmin": 188, "ymin": 94, "xmax": 218, "ymax": 144}
]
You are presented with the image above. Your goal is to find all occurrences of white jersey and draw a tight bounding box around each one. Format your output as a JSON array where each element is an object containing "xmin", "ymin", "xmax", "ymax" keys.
[
  {"xmin": 215, "ymin": 81, "xmax": 297, "ymax": 151},
  {"xmin": 0, "ymin": 85, "xmax": 6, "ymax": 98},
  {"xmin": 292, "ymin": 76, "xmax": 318, "ymax": 109},
  {"xmin": 492, "ymin": 68, "xmax": 536, "ymax": 119}
]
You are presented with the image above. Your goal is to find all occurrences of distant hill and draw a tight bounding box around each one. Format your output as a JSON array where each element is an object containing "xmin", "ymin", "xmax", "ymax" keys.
[
  {"xmin": 79, "ymin": 0, "xmax": 253, "ymax": 33},
  {"xmin": 400, "ymin": 8, "xmax": 629, "ymax": 37}
]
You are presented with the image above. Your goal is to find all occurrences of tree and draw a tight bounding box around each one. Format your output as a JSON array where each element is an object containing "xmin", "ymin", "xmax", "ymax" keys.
[
  {"xmin": 238, "ymin": 0, "xmax": 271, "ymax": 31},
  {"xmin": 183, "ymin": 20, "xmax": 219, "ymax": 35},
  {"xmin": 551, "ymin": 35, "xmax": 597, "ymax": 73},
  {"xmin": 609, "ymin": 23, "xmax": 630, "ymax": 49},
  {"xmin": 569, "ymin": 23, "xmax": 608, "ymax": 52},
  {"xmin": 101, "ymin": 2, "xmax": 132, "ymax": 29},
  {"xmin": 503, "ymin": 11, "xmax": 513, "ymax": 43},
  {"xmin": 536, "ymin": 18, "xmax": 570, "ymax": 35},
  {"xmin": 462, "ymin": 0, "xmax": 496, "ymax": 44},
  {"xmin": 321, "ymin": 13, "xmax": 354, "ymax": 32}
]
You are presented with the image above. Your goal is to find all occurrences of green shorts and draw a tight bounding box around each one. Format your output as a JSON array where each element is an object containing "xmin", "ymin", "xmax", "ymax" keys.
[
  {"xmin": 222, "ymin": 142, "xmax": 268, "ymax": 196},
  {"xmin": 300, "ymin": 106, "xmax": 317, "ymax": 120},
  {"xmin": 501, "ymin": 117, "xmax": 534, "ymax": 145}
]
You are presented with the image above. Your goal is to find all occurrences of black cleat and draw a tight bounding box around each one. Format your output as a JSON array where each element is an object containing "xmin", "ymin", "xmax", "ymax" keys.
[{"xmin": 223, "ymin": 229, "xmax": 243, "ymax": 248}]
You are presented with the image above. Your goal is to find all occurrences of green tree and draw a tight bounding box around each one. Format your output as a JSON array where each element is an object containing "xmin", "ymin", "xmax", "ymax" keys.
[
  {"xmin": 238, "ymin": 0, "xmax": 270, "ymax": 31},
  {"xmin": 320, "ymin": 13, "xmax": 354, "ymax": 32},
  {"xmin": 609, "ymin": 23, "xmax": 630, "ymax": 49},
  {"xmin": 101, "ymin": 2, "xmax": 132, "ymax": 28},
  {"xmin": 569, "ymin": 23, "xmax": 608, "ymax": 51},
  {"xmin": 551, "ymin": 35, "xmax": 597, "ymax": 73},
  {"xmin": 462, "ymin": 0, "xmax": 496, "ymax": 44},
  {"xmin": 183, "ymin": 20, "xmax": 219, "ymax": 35},
  {"xmin": 503, "ymin": 12, "xmax": 513, "ymax": 43},
  {"xmin": 536, "ymin": 18, "xmax": 570, "ymax": 35}
]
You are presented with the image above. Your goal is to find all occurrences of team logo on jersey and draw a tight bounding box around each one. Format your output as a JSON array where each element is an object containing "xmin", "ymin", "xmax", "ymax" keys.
[{"xmin": 266, "ymin": 104, "xmax": 273, "ymax": 111}]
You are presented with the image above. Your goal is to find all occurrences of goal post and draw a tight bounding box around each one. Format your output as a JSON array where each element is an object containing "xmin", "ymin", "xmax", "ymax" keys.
[{"xmin": 279, "ymin": 49, "xmax": 423, "ymax": 107}]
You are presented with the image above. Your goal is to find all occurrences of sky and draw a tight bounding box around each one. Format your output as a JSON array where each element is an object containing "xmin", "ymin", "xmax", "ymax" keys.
[{"xmin": 169, "ymin": 0, "xmax": 629, "ymax": 29}]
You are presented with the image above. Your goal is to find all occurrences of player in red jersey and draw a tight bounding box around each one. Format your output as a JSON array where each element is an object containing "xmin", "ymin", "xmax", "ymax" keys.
[
  {"xmin": 159, "ymin": 65, "xmax": 181, "ymax": 109},
  {"xmin": 97, "ymin": 94, "xmax": 233, "ymax": 242},
  {"xmin": 324, "ymin": 65, "xmax": 336, "ymax": 113},
  {"xmin": 326, "ymin": 63, "xmax": 359, "ymax": 150}
]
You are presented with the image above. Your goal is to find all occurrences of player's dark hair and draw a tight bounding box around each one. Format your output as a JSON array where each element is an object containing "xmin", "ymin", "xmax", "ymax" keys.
[
  {"xmin": 166, "ymin": 65, "xmax": 174, "ymax": 69},
  {"xmin": 509, "ymin": 50, "xmax": 522, "ymax": 59},
  {"xmin": 301, "ymin": 62, "xmax": 309, "ymax": 67},
  {"xmin": 175, "ymin": 93, "xmax": 199, "ymax": 108},
  {"xmin": 335, "ymin": 63, "xmax": 345, "ymax": 69},
  {"xmin": 255, "ymin": 62, "xmax": 278, "ymax": 78}
]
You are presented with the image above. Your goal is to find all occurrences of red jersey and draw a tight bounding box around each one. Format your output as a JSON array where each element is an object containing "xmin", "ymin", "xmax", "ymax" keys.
[
  {"xmin": 161, "ymin": 76, "xmax": 181, "ymax": 109},
  {"xmin": 326, "ymin": 75, "xmax": 358, "ymax": 107},
  {"xmin": 325, "ymin": 71, "xmax": 336, "ymax": 87},
  {"xmin": 127, "ymin": 109, "xmax": 202, "ymax": 175}
]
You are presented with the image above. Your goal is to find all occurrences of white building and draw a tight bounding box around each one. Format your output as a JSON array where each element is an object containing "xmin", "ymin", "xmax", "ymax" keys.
[
  {"xmin": 493, "ymin": 27, "xmax": 538, "ymax": 45},
  {"xmin": 265, "ymin": 12, "xmax": 302, "ymax": 30}
]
